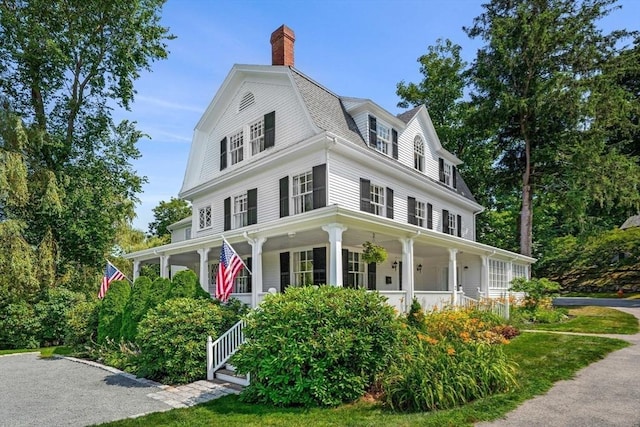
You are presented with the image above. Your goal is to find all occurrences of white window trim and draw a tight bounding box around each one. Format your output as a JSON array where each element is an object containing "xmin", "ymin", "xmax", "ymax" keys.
[
  {"xmin": 489, "ymin": 259, "xmax": 508, "ymax": 289},
  {"xmin": 198, "ymin": 206, "xmax": 212, "ymax": 230},
  {"xmin": 234, "ymin": 265, "xmax": 250, "ymax": 293},
  {"xmin": 233, "ymin": 193, "xmax": 248, "ymax": 229},
  {"xmin": 249, "ymin": 117, "xmax": 265, "ymax": 155},
  {"xmin": 347, "ymin": 251, "xmax": 365, "ymax": 288},
  {"xmin": 370, "ymin": 184, "xmax": 385, "ymax": 216},
  {"xmin": 292, "ymin": 171, "xmax": 313, "ymax": 214},
  {"xmin": 185, "ymin": 227, "xmax": 192, "ymax": 240},
  {"xmin": 415, "ymin": 201, "xmax": 426, "ymax": 227},
  {"xmin": 448, "ymin": 212, "xmax": 457, "ymax": 236},
  {"xmin": 229, "ymin": 129, "xmax": 244, "ymax": 165},
  {"xmin": 293, "ymin": 249, "xmax": 314, "ymax": 286},
  {"xmin": 443, "ymin": 161, "xmax": 453, "ymax": 187},
  {"xmin": 414, "ymin": 135, "xmax": 425, "ymax": 172}
]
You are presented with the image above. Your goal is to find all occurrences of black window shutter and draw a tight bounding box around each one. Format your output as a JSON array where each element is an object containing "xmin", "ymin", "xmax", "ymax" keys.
[
  {"xmin": 279, "ymin": 176, "xmax": 289, "ymax": 218},
  {"xmin": 264, "ymin": 111, "xmax": 276, "ymax": 149},
  {"xmin": 399, "ymin": 261, "xmax": 403, "ymax": 291},
  {"xmin": 312, "ymin": 163, "xmax": 327, "ymax": 209},
  {"xmin": 367, "ymin": 262, "xmax": 376, "ymax": 290},
  {"xmin": 452, "ymin": 166, "xmax": 457, "ymax": 189},
  {"xmin": 313, "ymin": 247, "xmax": 326, "ymax": 285},
  {"xmin": 220, "ymin": 137, "xmax": 227, "ymax": 171},
  {"xmin": 223, "ymin": 197, "xmax": 231, "ymax": 231},
  {"xmin": 246, "ymin": 257, "xmax": 252, "ymax": 292},
  {"xmin": 457, "ymin": 214, "xmax": 462, "ymax": 237},
  {"xmin": 408, "ymin": 197, "xmax": 416, "ymax": 225},
  {"xmin": 427, "ymin": 203, "xmax": 433, "ymax": 229},
  {"xmin": 360, "ymin": 178, "xmax": 371, "ymax": 213},
  {"xmin": 247, "ymin": 188, "xmax": 257, "ymax": 225},
  {"xmin": 342, "ymin": 249, "xmax": 349, "ymax": 288},
  {"xmin": 439, "ymin": 158, "xmax": 445, "ymax": 183},
  {"xmin": 392, "ymin": 129, "xmax": 398, "ymax": 159},
  {"xmin": 280, "ymin": 251, "xmax": 290, "ymax": 291},
  {"xmin": 386, "ymin": 187, "xmax": 394, "ymax": 219},
  {"xmin": 442, "ymin": 209, "xmax": 450, "ymax": 234},
  {"xmin": 368, "ymin": 115, "xmax": 377, "ymax": 147}
]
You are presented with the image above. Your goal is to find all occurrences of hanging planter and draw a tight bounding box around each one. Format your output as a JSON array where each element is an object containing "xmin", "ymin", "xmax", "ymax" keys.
[{"xmin": 361, "ymin": 241, "xmax": 387, "ymax": 264}]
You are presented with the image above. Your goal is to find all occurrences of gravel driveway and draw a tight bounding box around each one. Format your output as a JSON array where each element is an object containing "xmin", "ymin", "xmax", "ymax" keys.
[{"xmin": 0, "ymin": 353, "xmax": 171, "ymax": 427}]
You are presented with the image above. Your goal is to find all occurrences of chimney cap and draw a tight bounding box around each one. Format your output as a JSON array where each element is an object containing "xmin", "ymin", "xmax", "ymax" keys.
[
  {"xmin": 270, "ymin": 24, "xmax": 295, "ymax": 44},
  {"xmin": 270, "ymin": 24, "xmax": 295, "ymax": 67}
]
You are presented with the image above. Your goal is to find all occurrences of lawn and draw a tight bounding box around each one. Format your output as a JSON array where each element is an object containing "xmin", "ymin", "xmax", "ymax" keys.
[
  {"xmin": 524, "ymin": 306, "xmax": 639, "ymax": 334},
  {"xmin": 0, "ymin": 346, "xmax": 72, "ymax": 357},
  {"xmin": 562, "ymin": 291, "xmax": 640, "ymax": 299},
  {"xmin": 99, "ymin": 333, "xmax": 628, "ymax": 427}
]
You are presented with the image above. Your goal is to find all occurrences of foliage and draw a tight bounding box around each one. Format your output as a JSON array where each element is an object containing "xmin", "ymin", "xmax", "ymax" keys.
[
  {"xmin": 65, "ymin": 300, "xmax": 100, "ymax": 350},
  {"xmin": 0, "ymin": 219, "xmax": 39, "ymax": 308},
  {"xmin": 0, "ymin": 0, "xmax": 173, "ymax": 275},
  {"xmin": 97, "ymin": 280, "xmax": 131, "ymax": 343},
  {"xmin": 512, "ymin": 306, "xmax": 567, "ymax": 325},
  {"xmin": 135, "ymin": 298, "xmax": 223, "ymax": 384},
  {"xmin": 0, "ymin": 301, "xmax": 40, "ymax": 349},
  {"xmin": 382, "ymin": 334, "xmax": 517, "ymax": 412},
  {"xmin": 406, "ymin": 298, "xmax": 426, "ymax": 330},
  {"xmin": 232, "ymin": 286, "xmax": 400, "ymax": 406},
  {"xmin": 147, "ymin": 277, "xmax": 171, "ymax": 310},
  {"xmin": 420, "ymin": 307, "xmax": 508, "ymax": 344},
  {"xmin": 522, "ymin": 306, "xmax": 639, "ymax": 334},
  {"xmin": 147, "ymin": 197, "xmax": 191, "ymax": 239},
  {"xmin": 168, "ymin": 270, "xmax": 209, "ymax": 300},
  {"xmin": 88, "ymin": 338, "xmax": 140, "ymax": 372},
  {"xmin": 211, "ymin": 297, "xmax": 251, "ymax": 332},
  {"xmin": 511, "ymin": 278, "xmax": 561, "ymax": 311},
  {"xmin": 34, "ymin": 288, "xmax": 86, "ymax": 346},
  {"xmin": 120, "ymin": 276, "xmax": 154, "ymax": 341},
  {"xmin": 361, "ymin": 241, "xmax": 388, "ymax": 264}
]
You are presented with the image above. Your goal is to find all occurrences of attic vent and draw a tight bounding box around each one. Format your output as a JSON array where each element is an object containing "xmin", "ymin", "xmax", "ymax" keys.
[{"xmin": 239, "ymin": 92, "xmax": 255, "ymax": 112}]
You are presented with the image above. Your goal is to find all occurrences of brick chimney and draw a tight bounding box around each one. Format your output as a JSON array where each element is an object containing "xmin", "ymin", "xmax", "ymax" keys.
[{"xmin": 270, "ymin": 25, "xmax": 295, "ymax": 67}]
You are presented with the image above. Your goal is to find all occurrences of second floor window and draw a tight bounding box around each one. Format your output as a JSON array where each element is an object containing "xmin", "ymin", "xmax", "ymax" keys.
[
  {"xmin": 234, "ymin": 193, "xmax": 248, "ymax": 228},
  {"xmin": 376, "ymin": 122, "xmax": 391, "ymax": 155},
  {"xmin": 414, "ymin": 135, "xmax": 425, "ymax": 172},
  {"xmin": 415, "ymin": 201, "xmax": 426, "ymax": 227},
  {"xmin": 185, "ymin": 227, "xmax": 192, "ymax": 240},
  {"xmin": 370, "ymin": 184, "xmax": 385, "ymax": 216},
  {"xmin": 292, "ymin": 171, "xmax": 313, "ymax": 214},
  {"xmin": 250, "ymin": 117, "xmax": 264, "ymax": 155},
  {"xmin": 448, "ymin": 212, "xmax": 457, "ymax": 236},
  {"xmin": 230, "ymin": 130, "xmax": 244, "ymax": 165},
  {"xmin": 198, "ymin": 206, "xmax": 211, "ymax": 229}
]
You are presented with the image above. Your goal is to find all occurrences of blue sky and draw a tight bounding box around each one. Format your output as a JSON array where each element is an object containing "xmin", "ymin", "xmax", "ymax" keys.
[{"xmin": 122, "ymin": 0, "xmax": 640, "ymax": 231}]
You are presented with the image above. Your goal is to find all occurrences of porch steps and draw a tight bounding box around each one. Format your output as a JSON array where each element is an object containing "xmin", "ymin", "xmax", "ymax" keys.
[{"xmin": 214, "ymin": 363, "xmax": 249, "ymax": 387}]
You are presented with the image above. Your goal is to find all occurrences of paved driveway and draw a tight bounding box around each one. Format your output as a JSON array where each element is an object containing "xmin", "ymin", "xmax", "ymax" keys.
[{"xmin": 0, "ymin": 353, "xmax": 171, "ymax": 427}]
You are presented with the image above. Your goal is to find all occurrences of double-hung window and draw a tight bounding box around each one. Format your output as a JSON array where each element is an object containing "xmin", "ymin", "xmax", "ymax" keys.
[
  {"xmin": 376, "ymin": 123, "xmax": 391, "ymax": 155},
  {"xmin": 448, "ymin": 212, "xmax": 457, "ymax": 236},
  {"xmin": 235, "ymin": 267, "xmax": 250, "ymax": 293},
  {"xmin": 443, "ymin": 162, "xmax": 452, "ymax": 186},
  {"xmin": 230, "ymin": 130, "xmax": 244, "ymax": 165},
  {"xmin": 415, "ymin": 201, "xmax": 426, "ymax": 227},
  {"xmin": 233, "ymin": 193, "xmax": 248, "ymax": 228},
  {"xmin": 370, "ymin": 184, "xmax": 385, "ymax": 216},
  {"xmin": 414, "ymin": 135, "xmax": 425, "ymax": 172},
  {"xmin": 489, "ymin": 260, "xmax": 508, "ymax": 289},
  {"xmin": 198, "ymin": 206, "xmax": 211, "ymax": 229},
  {"xmin": 347, "ymin": 251, "xmax": 365, "ymax": 289},
  {"xmin": 292, "ymin": 171, "xmax": 313, "ymax": 214},
  {"xmin": 249, "ymin": 117, "xmax": 264, "ymax": 155},
  {"xmin": 293, "ymin": 250, "xmax": 314, "ymax": 286}
]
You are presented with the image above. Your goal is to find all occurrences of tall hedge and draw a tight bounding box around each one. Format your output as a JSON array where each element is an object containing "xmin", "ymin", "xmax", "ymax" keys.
[
  {"xmin": 120, "ymin": 276, "xmax": 153, "ymax": 341},
  {"xmin": 97, "ymin": 280, "xmax": 131, "ymax": 343},
  {"xmin": 147, "ymin": 277, "xmax": 171, "ymax": 309},
  {"xmin": 168, "ymin": 270, "xmax": 209, "ymax": 300},
  {"xmin": 232, "ymin": 286, "xmax": 401, "ymax": 406},
  {"xmin": 35, "ymin": 288, "xmax": 86, "ymax": 345}
]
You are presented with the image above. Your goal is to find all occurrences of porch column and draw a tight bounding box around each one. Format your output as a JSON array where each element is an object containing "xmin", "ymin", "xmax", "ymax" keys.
[
  {"xmin": 399, "ymin": 238, "xmax": 415, "ymax": 313},
  {"xmin": 448, "ymin": 248, "xmax": 458, "ymax": 306},
  {"xmin": 480, "ymin": 255, "xmax": 489, "ymax": 299},
  {"xmin": 248, "ymin": 237, "xmax": 267, "ymax": 308},
  {"xmin": 160, "ymin": 255, "xmax": 170, "ymax": 279},
  {"xmin": 322, "ymin": 223, "xmax": 348, "ymax": 287},
  {"xmin": 132, "ymin": 260, "xmax": 140, "ymax": 281},
  {"xmin": 198, "ymin": 248, "xmax": 211, "ymax": 293}
]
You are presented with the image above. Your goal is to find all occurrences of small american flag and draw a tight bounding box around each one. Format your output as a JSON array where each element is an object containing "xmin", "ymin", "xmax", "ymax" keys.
[
  {"xmin": 98, "ymin": 261, "xmax": 127, "ymax": 299},
  {"xmin": 216, "ymin": 239, "xmax": 247, "ymax": 302}
]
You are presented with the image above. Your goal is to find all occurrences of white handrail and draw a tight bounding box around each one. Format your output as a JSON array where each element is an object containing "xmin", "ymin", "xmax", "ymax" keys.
[
  {"xmin": 459, "ymin": 294, "xmax": 479, "ymax": 308},
  {"xmin": 207, "ymin": 319, "xmax": 246, "ymax": 380}
]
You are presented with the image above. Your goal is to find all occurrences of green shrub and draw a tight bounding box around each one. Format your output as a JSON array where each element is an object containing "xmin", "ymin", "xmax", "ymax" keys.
[
  {"xmin": 419, "ymin": 307, "xmax": 506, "ymax": 344},
  {"xmin": 120, "ymin": 276, "xmax": 154, "ymax": 341},
  {"xmin": 135, "ymin": 297, "xmax": 223, "ymax": 384},
  {"xmin": 65, "ymin": 300, "xmax": 99, "ymax": 350},
  {"xmin": 511, "ymin": 277, "xmax": 560, "ymax": 311},
  {"xmin": 147, "ymin": 277, "xmax": 171, "ymax": 309},
  {"xmin": 382, "ymin": 333, "xmax": 517, "ymax": 412},
  {"xmin": 97, "ymin": 280, "xmax": 131, "ymax": 343},
  {"xmin": 212, "ymin": 297, "xmax": 250, "ymax": 332},
  {"xmin": 35, "ymin": 288, "xmax": 86, "ymax": 346},
  {"xmin": 168, "ymin": 270, "xmax": 209, "ymax": 300},
  {"xmin": 0, "ymin": 301, "xmax": 40, "ymax": 349},
  {"xmin": 406, "ymin": 297, "xmax": 426, "ymax": 331},
  {"xmin": 232, "ymin": 286, "xmax": 401, "ymax": 406}
]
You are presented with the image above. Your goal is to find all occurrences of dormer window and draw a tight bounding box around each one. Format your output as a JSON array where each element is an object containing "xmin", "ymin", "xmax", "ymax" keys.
[
  {"xmin": 368, "ymin": 115, "xmax": 398, "ymax": 159},
  {"xmin": 414, "ymin": 135, "xmax": 424, "ymax": 172},
  {"xmin": 439, "ymin": 158, "xmax": 457, "ymax": 189},
  {"xmin": 250, "ymin": 117, "xmax": 264, "ymax": 154},
  {"xmin": 229, "ymin": 130, "xmax": 244, "ymax": 165}
]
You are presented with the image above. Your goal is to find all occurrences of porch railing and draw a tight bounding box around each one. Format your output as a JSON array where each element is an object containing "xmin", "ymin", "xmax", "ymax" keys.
[
  {"xmin": 206, "ymin": 319, "xmax": 246, "ymax": 380},
  {"xmin": 459, "ymin": 294, "xmax": 479, "ymax": 308}
]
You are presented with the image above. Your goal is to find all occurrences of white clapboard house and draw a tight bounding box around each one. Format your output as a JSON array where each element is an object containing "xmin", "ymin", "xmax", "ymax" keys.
[{"xmin": 125, "ymin": 25, "xmax": 534, "ymax": 313}]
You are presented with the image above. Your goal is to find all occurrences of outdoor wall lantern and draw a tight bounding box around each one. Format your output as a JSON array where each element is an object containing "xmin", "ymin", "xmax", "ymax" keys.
[
  {"xmin": 392, "ymin": 260, "xmax": 398, "ymax": 270},
  {"xmin": 417, "ymin": 263, "xmax": 423, "ymax": 273}
]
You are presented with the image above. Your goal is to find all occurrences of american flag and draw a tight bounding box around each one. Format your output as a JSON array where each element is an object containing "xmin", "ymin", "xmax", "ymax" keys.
[
  {"xmin": 98, "ymin": 261, "xmax": 127, "ymax": 299},
  {"xmin": 216, "ymin": 239, "xmax": 246, "ymax": 302}
]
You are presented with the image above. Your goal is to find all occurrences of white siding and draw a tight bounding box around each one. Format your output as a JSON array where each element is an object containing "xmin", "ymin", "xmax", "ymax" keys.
[
  {"xmin": 191, "ymin": 79, "xmax": 316, "ymax": 192},
  {"xmin": 398, "ymin": 117, "xmax": 439, "ymax": 182}
]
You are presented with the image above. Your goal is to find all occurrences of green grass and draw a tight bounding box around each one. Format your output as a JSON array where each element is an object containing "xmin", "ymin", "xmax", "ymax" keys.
[
  {"xmin": 99, "ymin": 333, "xmax": 628, "ymax": 427},
  {"xmin": 525, "ymin": 306, "xmax": 639, "ymax": 334},
  {"xmin": 562, "ymin": 291, "xmax": 640, "ymax": 299},
  {"xmin": 0, "ymin": 346, "xmax": 72, "ymax": 357}
]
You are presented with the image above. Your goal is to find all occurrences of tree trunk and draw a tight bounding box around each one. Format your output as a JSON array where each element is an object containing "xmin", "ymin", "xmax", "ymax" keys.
[{"xmin": 520, "ymin": 135, "xmax": 533, "ymax": 257}]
